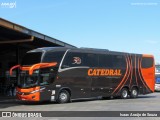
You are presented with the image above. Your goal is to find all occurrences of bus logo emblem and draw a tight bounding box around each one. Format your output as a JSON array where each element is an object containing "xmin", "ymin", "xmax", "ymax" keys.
[{"xmin": 73, "ymin": 57, "xmax": 81, "ymax": 64}]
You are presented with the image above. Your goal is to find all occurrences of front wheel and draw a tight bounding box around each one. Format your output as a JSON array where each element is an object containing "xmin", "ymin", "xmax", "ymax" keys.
[
  {"xmin": 57, "ymin": 90, "xmax": 70, "ymax": 104},
  {"xmin": 130, "ymin": 87, "xmax": 138, "ymax": 98},
  {"xmin": 121, "ymin": 88, "xmax": 129, "ymax": 99}
]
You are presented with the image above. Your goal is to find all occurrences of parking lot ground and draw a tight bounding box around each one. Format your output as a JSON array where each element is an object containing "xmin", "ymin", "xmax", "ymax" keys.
[{"xmin": 0, "ymin": 92, "xmax": 160, "ymax": 119}]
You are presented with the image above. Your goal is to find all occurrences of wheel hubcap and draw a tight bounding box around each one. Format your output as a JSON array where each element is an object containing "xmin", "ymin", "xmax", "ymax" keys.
[
  {"xmin": 132, "ymin": 90, "xmax": 137, "ymax": 96},
  {"xmin": 60, "ymin": 93, "xmax": 67, "ymax": 101},
  {"xmin": 122, "ymin": 90, "xmax": 128, "ymax": 98}
]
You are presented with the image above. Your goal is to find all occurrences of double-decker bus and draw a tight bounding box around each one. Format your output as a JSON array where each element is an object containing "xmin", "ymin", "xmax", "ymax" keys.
[{"xmin": 10, "ymin": 47, "xmax": 155, "ymax": 103}]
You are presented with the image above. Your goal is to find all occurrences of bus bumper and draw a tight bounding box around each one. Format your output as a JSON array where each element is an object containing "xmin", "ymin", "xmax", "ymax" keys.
[{"xmin": 16, "ymin": 87, "xmax": 40, "ymax": 101}]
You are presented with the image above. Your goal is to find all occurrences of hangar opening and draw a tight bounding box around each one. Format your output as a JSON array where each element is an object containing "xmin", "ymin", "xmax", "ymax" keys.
[{"xmin": 0, "ymin": 18, "xmax": 75, "ymax": 97}]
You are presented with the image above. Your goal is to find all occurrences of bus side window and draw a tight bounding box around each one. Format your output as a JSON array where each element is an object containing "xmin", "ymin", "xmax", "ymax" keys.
[
  {"xmin": 84, "ymin": 54, "xmax": 98, "ymax": 67},
  {"xmin": 141, "ymin": 57, "xmax": 154, "ymax": 68},
  {"xmin": 39, "ymin": 68, "xmax": 50, "ymax": 85},
  {"xmin": 98, "ymin": 54, "xmax": 113, "ymax": 68},
  {"xmin": 43, "ymin": 51, "xmax": 65, "ymax": 65},
  {"xmin": 112, "ymin": 55, "xmax": 126, "ymax": 68}
]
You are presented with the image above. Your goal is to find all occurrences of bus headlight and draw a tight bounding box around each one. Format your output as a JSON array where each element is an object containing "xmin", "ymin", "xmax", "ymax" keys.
[
  {"xmin": 30, "ymin": 87, "xmax": 45, "ymax": 94},
  {"xmin": 30, "ymin": 89, "xmax": 40, "ymax": 94}
]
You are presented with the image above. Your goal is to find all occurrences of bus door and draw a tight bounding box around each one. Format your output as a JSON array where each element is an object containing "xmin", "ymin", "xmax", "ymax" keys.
[
  {"xmin": 39, "ymin": 85, "xmax": 52, "ymax": 101},
  {"xmin": 39, "ymin": 67, "xmax": 58, "ymax": 101}
]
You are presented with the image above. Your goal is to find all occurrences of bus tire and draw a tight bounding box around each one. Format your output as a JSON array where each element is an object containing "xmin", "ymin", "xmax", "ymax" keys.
[
  {"xmin": 130, "ymin": 87, "xmax": 138, "ymax": 98},
  {"xmin": 121, "ymin": 88, "xmax": 128, "ymax": 99},
  {"xmin": 57, "ymin": 90, "xmax": 70, "ymax": 104}
]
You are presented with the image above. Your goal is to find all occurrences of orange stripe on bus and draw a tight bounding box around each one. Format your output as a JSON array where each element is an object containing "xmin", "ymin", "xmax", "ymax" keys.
[
  {"xmin": 116, "ymin": 55, "xmax": 131, "ymax": 95},
  {"xmin": 129, "ymin": 55, "xmax": 133, "ymax": 88},
  {"xmin": 135, "ymin": 55, "xmax": 138, "ymax": 86},
  {"xmin": 10, "ymin": 62, "xmax": 57, "ymax": 76},
  {"xmin": 112, "ymin": 55, "xmax": 129, "ymax": 95}
]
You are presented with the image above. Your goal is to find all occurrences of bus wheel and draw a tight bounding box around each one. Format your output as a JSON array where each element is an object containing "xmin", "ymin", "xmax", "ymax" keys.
[
  {"xmin": 121, "ymin": 88, "xmax": 128, "ymax": 99},
  {"xmin": 130, "ymin": 87, "xmax": 138, "ymax": 98},
  {"xmin": 57, "ymin": 90, "xmax": 70, "ymax": 104}
]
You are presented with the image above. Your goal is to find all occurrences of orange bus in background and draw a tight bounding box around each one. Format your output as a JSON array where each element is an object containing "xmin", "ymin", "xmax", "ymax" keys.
[{"xmin": 10, "ymin": 47, "xmax": 155, "ymax": 103}]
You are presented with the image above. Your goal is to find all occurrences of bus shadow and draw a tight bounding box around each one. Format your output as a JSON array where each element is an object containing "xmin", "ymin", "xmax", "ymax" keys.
[
  {"xmin": 0, "ymin": 100, "xmax": 56, "ymax": 108},
  {"xmin": 0, "ymin": 95, "xmax": 156, "ymax": 108},
  {"xmin": 17, "ymin": 101, "xmax": 56, "ymax": 105},
  {"xmin": 113, "ymin": 95, "xmax": 156, "ymax": 100},
  {"xmin": 72, "ymin": 98, "xmax": 101, "ymax": 103},
  {"xmin": 17, "ymin": 98, "xmax": 103, "ymax": 105},
  {"xmin": 136, "ymin": 95, "xmax": 157, "ymax": 99},
  {"xmin": 19, "ymin": 95, "xmax": 157, "ymax": 105}
]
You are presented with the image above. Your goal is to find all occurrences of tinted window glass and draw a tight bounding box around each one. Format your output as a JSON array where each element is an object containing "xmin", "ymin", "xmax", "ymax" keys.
[
  {"xmin": 99, "ymin": 54, "xmax": 126, "ymax": 68},
  {"xmin": 99, "ymin": 54, "xmax": 113, "ymax": 67},
  {"xmin": 112, "ymin": 55, "xmax": 126, "ymax": 68},
  {"xmin": 39, "ymin": 67, "xmax": 57, "ymax": 85},
  {"xmin": 21, "ymin": 52, "xmax": 42, "ymax": 66},
  {"xmin": 84, "ymin": 54, "xmax": 98, "ymax": 67},
  {"xmin": 43, "ymin": 51, "xmax": 65, "ymax": 65},
  {"xmin": 141, "ymin": 57, "xmax": 153, "ymax": 68}
]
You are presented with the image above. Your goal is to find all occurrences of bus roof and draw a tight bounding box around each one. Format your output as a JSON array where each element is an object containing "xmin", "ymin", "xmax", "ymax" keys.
[
  {"xmin": 28, "ymin": 47, "xmax": 69, "ymax": 53},
  {"xmin": 27, "ymin": 47, "xmax": 147, "ymax": 56},
  {"xmin": 27, "ymin": 47, "xmax": 111, "ymax": 54}
]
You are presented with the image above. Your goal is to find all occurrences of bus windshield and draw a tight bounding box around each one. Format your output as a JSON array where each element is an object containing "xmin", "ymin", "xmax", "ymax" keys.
[
  {"xmin": 18, "ymin": 51, "xmax": 65, "ymax": 88},
  {"xmin": 18, "ymin": 68, "xmax": 53, "ymax": 88},
  {"xmin": 42, "ymin": 51, "xmax": 65, "ymax": 64},
  {"xmin": 18, "ymin": 70, "xmax": 39, "ymax": 88},
  {"xmin": 21, "ymin": 52, "xmax": 42, "ymax": 66}
]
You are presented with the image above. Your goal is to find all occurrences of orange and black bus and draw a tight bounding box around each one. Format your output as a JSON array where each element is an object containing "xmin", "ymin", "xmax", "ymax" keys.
[{"xmin": 10, "ymin": 47, "xmax": 155, "ymax": 103}]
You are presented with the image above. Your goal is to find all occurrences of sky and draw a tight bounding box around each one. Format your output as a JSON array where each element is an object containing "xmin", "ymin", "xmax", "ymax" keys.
[{"xmin": 0, "ymin": 0, "xmax": 160, "ymax": 63}]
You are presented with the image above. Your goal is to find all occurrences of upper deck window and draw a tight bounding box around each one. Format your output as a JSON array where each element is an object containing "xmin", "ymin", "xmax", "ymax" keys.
[
  {"xmin": 42, "ymin": 51, "xmax": 65, "ymax": 65},
  {"xmin": 99, "ymin": 54, "xmax": 126, "ymax": 68},
  {"xmin": 141, "ymin": 57, "xmax": 154, "ymax": 68}
]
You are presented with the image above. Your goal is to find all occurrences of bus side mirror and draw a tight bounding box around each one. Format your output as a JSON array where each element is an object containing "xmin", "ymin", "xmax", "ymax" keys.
[{"xmin": 10, "ymin": 65, "xmax": 21, "ymax": 76}]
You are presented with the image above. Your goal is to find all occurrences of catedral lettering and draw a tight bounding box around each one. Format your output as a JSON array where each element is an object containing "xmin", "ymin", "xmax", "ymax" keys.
[{"xmin": 88, "ymin": 69, "xmax": 122, "ymax": 76}]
